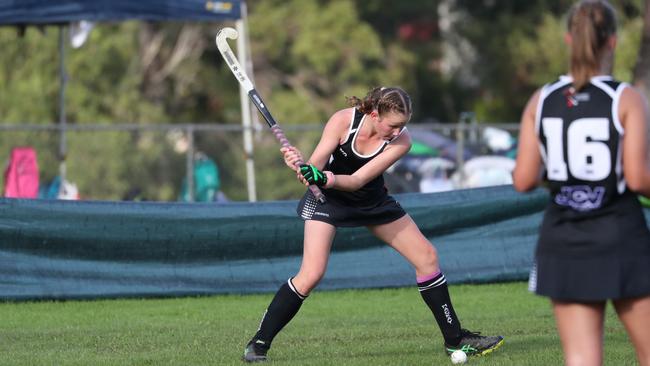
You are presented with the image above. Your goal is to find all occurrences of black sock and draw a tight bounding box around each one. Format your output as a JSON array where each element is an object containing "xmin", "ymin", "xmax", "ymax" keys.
[
  {"xmin": 418, "ymin": 272, "xmax": 462, "ymax": 345},
  {"xmin": 251, "ymin": 278, "xmax": 307, "ymax": 349}
]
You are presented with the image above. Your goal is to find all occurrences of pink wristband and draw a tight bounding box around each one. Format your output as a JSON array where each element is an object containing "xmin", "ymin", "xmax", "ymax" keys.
[{"xmin": 324, "ymin": 171, "xmax": 335, "ymax": 189}]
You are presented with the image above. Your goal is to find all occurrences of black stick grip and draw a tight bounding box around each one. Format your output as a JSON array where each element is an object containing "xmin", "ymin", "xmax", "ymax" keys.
[{"xmin": 248, "ymin": 90, "xmax": 277, "ymax": 128}]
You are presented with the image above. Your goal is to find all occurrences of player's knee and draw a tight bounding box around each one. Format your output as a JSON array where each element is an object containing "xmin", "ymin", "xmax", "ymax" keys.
[
  {"xmin": 564, "ymin": 351, "xmax": 601, "ymax": 366},
  {"xmin": 565, "ymin": 356, "xmax": 595, "ymax": 366},
  {"xmin": 415, "ymin": 244, "xmax": 440, "ymax": 274},
  {"xmin": 423, "ymin": 244, "xmax": 439, "ymax": 268}
]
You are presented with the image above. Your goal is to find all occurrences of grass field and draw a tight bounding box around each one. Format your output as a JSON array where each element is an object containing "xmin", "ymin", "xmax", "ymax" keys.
[{"xmin": 0, "ymin": 282, "xmax": 638, "ymax": 365}]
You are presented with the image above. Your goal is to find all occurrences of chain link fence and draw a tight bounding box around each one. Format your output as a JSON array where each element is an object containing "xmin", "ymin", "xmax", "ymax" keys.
[{"xmin": 0, "ymin": 118, "xmax": 520, "ymax": 202}]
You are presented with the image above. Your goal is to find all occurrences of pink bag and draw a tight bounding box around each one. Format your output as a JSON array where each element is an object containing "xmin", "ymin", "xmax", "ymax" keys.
[{"xmin": 4, "ymin": 147, "xmax": 39, "ymax": 198}]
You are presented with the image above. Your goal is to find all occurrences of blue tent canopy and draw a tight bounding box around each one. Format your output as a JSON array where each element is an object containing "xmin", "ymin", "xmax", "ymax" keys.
[{"xmin": 0, "ymin": 0, "xmax": 242, "ymax": 24}]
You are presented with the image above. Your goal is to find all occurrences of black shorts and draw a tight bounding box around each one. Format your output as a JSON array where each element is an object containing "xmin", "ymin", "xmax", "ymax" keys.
[
  {"xmin": 296, "ymin": 189, "xmax": 406, "ymax": 227},
  {"xmin": 529, "ymin": 254, "xmax": 650, "ymax": 301},
  {"xmin": 529, "ymin": 200, "xmax": 650, "ymax": 301}
]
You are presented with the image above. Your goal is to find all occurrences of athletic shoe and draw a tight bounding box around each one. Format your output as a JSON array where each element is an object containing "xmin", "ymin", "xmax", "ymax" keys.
[
  {"xmin": 444, "ymin": 329, "xmax": 504, "ymax": 356},
  {"xmin": 242, "ymin": 339, "xmax": 269, "ymax": 363}
]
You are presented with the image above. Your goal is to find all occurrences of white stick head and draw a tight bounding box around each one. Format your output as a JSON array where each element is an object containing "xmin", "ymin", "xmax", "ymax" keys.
[
  {"xmin": 215, "ymin": 26, "xmax": 254, "ymax": 92},
  {"xmin": 216, "ymin": 27, "xmax": 238, "ymax": 52}
]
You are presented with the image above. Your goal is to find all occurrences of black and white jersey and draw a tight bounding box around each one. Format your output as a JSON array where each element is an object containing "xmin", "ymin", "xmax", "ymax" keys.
[
  {"xmin": 322, "ymin": 108, "xmax": 401, "ymax": 207},
  {"xmin": 531, "ymin": 76, "xmax": 650, "ymax": 301},
  {"xmin": 536, "ymin": 75, "xmax": 628, "ymax": 213},
  {"xmin": 296, "ymin": 108, "xmax": 408, "ymax": 226}
]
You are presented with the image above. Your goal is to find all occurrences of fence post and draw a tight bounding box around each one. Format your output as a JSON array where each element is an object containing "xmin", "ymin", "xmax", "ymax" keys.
[
  {"xmin": 455, "ymin": 114, "xmax": 466, "ymax": 181},
  {"xmin": 236, "ymin": 19, "xmax": 258, "ymax": 202},
  {"xmin": 58, "ymin": 26, "xmax": 68, "ymax": 183},
  {"xmin": 186, "ymin": 126, "xmax": 195, "ymax": 202},
  {"xmin": 467, "ymin": 112, "xmax": 478, "ymax": 145}
]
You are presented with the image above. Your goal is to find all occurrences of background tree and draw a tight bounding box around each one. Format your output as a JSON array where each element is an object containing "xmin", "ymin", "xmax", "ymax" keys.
[
  {"xmin": 633, "ymin": 0, "xmax": 650, "ymax": 93},
  {"xmin": 632, "ymin": 0, "xmax": 650, "ymax": 154},
  {"xmin": 0, "ymin": 0, "xmax": 647, "ymax": 201}
]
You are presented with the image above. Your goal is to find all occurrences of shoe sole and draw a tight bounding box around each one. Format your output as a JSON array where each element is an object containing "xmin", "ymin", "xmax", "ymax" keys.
[
  {"xmin": 475, "ymin": 338, "xmax": 504, "ymax": 357},
  {"xmin": 242, "ymin": 355, "xmax": 267, "ymax": 363},
  {"xmin": 446, "ymin": 338, "xmax": 505, "ymax": 357}
]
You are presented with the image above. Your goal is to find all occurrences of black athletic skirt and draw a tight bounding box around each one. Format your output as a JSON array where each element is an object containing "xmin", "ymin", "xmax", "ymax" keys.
[
  {"xmin": 529, "ymin": 199, "xmax": 650, "ymax": 301},
  {"xmin": 296, "ymin": 189, "xmax": 406, "ymax": 227}
]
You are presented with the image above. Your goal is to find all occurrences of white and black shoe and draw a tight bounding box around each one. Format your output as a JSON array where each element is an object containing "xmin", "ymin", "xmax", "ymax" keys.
[
  {"xmin": 444, "ymin": 329, "xmax": 504, "ymax": 356},
  {"xmin": 242, "ymin": 339, "xmax": 269, "ymax": 363}
]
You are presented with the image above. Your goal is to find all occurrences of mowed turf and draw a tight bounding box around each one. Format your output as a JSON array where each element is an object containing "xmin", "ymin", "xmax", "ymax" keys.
[{"xmin": 0, "ymin": 282, "xmax": 638, "ymax": 365}]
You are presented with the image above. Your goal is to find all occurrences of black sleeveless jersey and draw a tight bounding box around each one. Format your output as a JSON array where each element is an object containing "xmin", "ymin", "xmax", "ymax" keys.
[
  {"xmin": 536, "ymin": 75, "xmax": 632, "ymax": 213},
  {"xmin": 321, "ymin": 109, "xmax": 394, "ymax": 207},
  {"xmin": 532, "ymin": 76, "xmax": 650, "ymax": 301}
]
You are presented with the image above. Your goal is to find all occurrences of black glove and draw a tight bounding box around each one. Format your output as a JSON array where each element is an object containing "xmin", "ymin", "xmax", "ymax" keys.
[{"xmin": 299, "ymin": 164, "xmax": 328, "ymax": 187}]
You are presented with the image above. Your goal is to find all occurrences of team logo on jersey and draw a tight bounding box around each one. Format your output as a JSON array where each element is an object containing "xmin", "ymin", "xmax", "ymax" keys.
[
  {"xmin": 338, "ymin": 147, "xmax": 348, "ymax": 157},
  {"xmin": 554, "ymin": 185, "xmax": 605, "ymax": 211},
  {"xmin": 563, "ymin": 87, "xmax": 590, "ymax": 107}
]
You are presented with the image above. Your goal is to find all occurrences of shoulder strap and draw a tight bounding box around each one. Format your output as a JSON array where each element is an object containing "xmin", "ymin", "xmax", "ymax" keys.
[{"xmin": 343, "ymin": 109, "xmax": 364, "ymax": 144}]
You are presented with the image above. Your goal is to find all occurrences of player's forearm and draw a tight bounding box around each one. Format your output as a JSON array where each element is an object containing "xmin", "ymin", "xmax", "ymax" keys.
[
  {"xmin": 326, "ymin": 173, "xmax": 364, "ymax": 192},
  {"xmin": 627, "ymin": 170, "xmax": 650, "ymax": 198},
  {"xmin": 512, "ymin": 171, "xmax": 539, "ymax": 192}
]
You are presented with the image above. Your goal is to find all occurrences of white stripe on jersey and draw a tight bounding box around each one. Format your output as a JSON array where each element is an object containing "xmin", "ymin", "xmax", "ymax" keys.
[
  {"xmin": 350, "ymin": 114, "xmax": 388, "ymax": 158},
  {"xmin": 590, "ymin": 78, "xmax": 627, "ymax": 193},
  {"xmin": 342, "ymin": 107, "xmax": 358, "ymax": 145},
  {"xmin": 590, "ymin": 76, "xmax": 617, "ymax": 99},
  {"xmin": 614, "ymin": 84, "xmax": 628, "ymax": 194},
  {"xmin": 611, "ymin": 82, "xmax": 628, "ymax": 135},
  {"xmin": 535, "ymin": 77, "xmax": 572, "ymax": 165}
]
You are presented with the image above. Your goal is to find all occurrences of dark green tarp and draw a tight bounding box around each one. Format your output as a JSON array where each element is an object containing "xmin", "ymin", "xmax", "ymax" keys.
[{"xmin": 1, "ymin": 185, "xmax": 632, "ymax": 301}]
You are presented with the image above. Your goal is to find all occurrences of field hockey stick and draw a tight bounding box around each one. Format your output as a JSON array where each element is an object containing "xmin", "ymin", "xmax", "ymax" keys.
[{"xmin": 216, "ymin": 27, "xmax": 326, "ymax": 203}]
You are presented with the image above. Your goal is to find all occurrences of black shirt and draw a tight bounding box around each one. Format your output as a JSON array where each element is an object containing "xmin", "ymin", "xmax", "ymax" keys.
[{"xmin": 322, "ymin": 109, "xmax": 393, "ymax": 208}]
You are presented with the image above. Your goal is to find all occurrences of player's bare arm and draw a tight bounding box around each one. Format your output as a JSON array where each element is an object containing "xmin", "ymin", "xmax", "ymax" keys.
[
  {"xmin": 328, "ymin": 131, "xmax": 411, "ymax": 192},
  {"xmin": 282, "ymin": 108, "xmax": 352, "ymax": 185},
  {"xmin": 307, "ymin": 108, "xmax": 355, "ymax": 169},
  {"xmin": 513, "ymin": 89, "xmax": 543, "ymax": 192},
  {"xmin": 620, "ymin": 86, "xmax": 650, "ymax": 197}
]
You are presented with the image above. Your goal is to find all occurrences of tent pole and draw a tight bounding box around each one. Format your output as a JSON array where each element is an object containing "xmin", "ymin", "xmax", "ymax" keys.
[
  {"xmin": 240, "ymin": 2, "xmax": 261, "ymax": 135},
  {"xmin": 236, "ymin": 7, "xmax": 257, "ymax": 202},
  {"xmin": 186, "ymin": 126, "xmax": 195, "ymax": 201},
  {"xmin": 58, "ymin": 25, "xmax": 67, "ymax": 182}
]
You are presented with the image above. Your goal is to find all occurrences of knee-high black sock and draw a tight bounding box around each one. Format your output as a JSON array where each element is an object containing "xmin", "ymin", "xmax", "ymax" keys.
[
  {"xmin": 418, "ymin": 272, "xmax": 463, "ymax": 346},
  {"xmin": 251, "ymin": 278, "xmax": 307, "ymax": 349}
]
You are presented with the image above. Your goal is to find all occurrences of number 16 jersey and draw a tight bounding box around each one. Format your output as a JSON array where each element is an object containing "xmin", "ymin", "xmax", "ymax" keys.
[
  {"xmin": 531, "ymin": 75, "xmax": 650, "ymax": 301},
  {"xmin": 537, "ymin": 75, "xmax": 627, "ymax": 212}
]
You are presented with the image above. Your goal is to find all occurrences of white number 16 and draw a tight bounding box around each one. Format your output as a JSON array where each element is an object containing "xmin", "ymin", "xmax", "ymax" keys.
[{"xmin": 542, "ymin": 117, "xmax": 611, "ymax": 181}]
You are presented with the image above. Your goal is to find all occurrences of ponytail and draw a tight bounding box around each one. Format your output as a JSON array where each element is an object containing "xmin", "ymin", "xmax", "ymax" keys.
[
  {"xmin": 567, "ymin": 0, "xmax": 617, "ymax": 90},
  {"xmin": 347, "ymin": 86, "xmax": 412, "ymax": 118}
]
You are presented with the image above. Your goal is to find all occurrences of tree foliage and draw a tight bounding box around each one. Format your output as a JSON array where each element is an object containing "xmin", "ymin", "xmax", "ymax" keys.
[{"xmin": 0, "ymin": 0, "xmax": 648, "ymax": 201}]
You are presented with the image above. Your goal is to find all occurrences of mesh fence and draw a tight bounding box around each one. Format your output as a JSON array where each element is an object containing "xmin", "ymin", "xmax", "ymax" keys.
[{"xmin": 0, "ymin": 122, "xmax": 520, "ymax": 201}]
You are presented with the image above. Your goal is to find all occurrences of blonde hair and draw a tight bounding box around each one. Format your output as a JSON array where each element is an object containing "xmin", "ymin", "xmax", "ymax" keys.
[
  {"xmin": 567, "ymin": 0, "xmax": 617, "ymax": 90},
  {"xmin": 347, "ymin": 87, "xmax": 412, "ymax": 119}
]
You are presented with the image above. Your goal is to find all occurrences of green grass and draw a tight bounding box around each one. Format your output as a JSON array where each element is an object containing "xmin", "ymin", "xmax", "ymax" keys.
[{"xmin": 0, "ymin": 282, "xmax": 638, "ymax": 365}]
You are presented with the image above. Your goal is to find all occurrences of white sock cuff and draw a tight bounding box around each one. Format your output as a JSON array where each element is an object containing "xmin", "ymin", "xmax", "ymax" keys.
[{"xmin": 287, "ymin": 278, "xmax": 307, "ymax": 300}]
